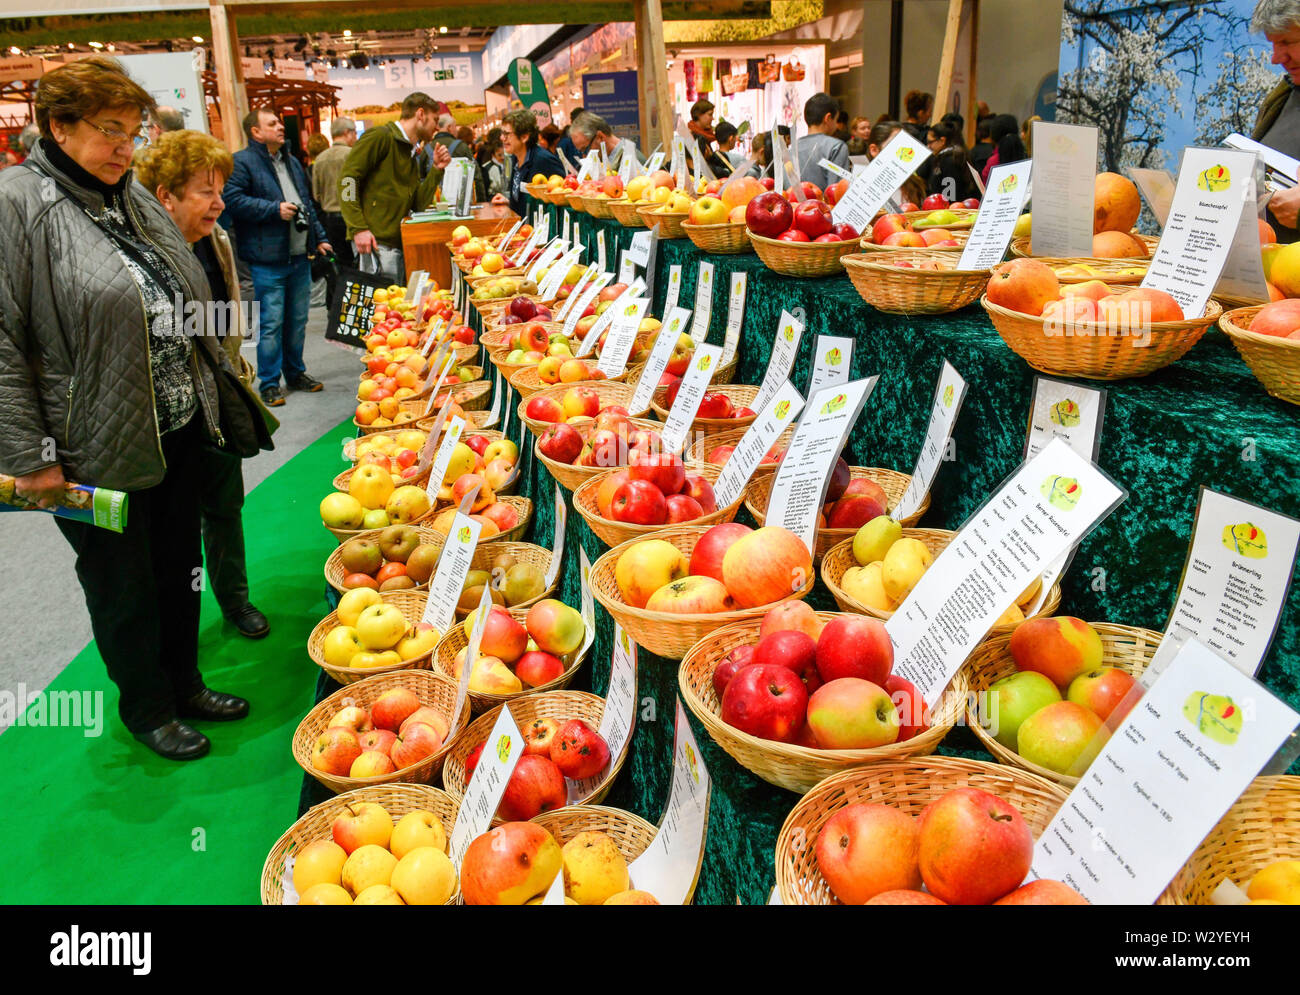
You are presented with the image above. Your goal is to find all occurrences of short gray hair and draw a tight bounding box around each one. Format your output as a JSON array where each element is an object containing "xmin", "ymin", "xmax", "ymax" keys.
[
  {"xmin": 570, "ymin": 111, "xmax": 610, "ymax": 141},
  {"xmin": 19, "ymin": 122, "xmax": 39, "ymax": 152},
  {"xmin": 331, "ymin": 116, "xmax": 356, "ymax": 138},
  {"xmin": 437, "ymin": 113, "xmax": 455, "ymax": 130},
  {"xmin": 155, "ymin": 105, "xmax": 185, "ymax": 132},
  {"xmin": 1252, "ymin": 0, "xmax": 1300, "ymax": 34}
]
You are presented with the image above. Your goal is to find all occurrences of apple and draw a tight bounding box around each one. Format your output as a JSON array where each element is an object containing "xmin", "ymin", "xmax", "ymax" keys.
[
  {"xmin": 1067, "ymin": 667, "xmax": 1138, "ymax": 723},
  {"xmin": 596, "ymin": 469, "xmax": 632, "ymax": 519},
  {"xmin": 522, "ymin": 716, "xmax": 562, "ymax": 757},
  {"xmin": 525, "ymin": 395, "xmax": 565, "ymax": 424},
  {"xmin": 872, "ymin": 214, "xmax": 911, "ymax": 245},
  {"xmin": 627, "ymin": 448, "xmax": 685, "ymax": 495},
  {"xmin": 813, "ymin": 233, "xmax": 842, "ymax": 243},
  {"xmin": 917, "ymin": 787, "xmax": 1033, "ymax": 905},
  {"xmin": 525, "ymin": 599, "xmax": 586, "ymax": 656},
  {"xmin": 400, "ymin": 706, "xmax": 450, "ymax": 741},
  {"xmin": 327, "ymin": 705, "xmax": 373, "ymax": 734},
  {"xmin": 551, "ymin": 719, "xmax": 611, "ymax": 779},
  {"xmin": 358, "ymin": 728, "xmax": 397, "ymax": 754},
  {"xmin": 644, "ymin": 574, "xmax": 733, "ymax": 614},
  {"xmin": 498, "ymin": 755, "xmax": 567, "ymax": 821},
  {"xmin": 614, "ymin": 538, "xmax": 690, "ymax": 608},
  {"xmin": 688, "ymin": 195, "xmax": 729, "ymax": 226},
  {"xmin": 664, "ymin": 493, "xmax": 706, "ymax": 523},
  {"xmin": 984, "ymin": 671, "xmax": 1062, "ymax": 749},
  {"xmin": 312, "ymin": 727, "xmax": 363, "ymax": 776},
  {"xmin": 461, "ymin": 822, "xmax": 562, "ymax": 905},
  {"xmin": 815, "ymin": 615, "xmax": 893, "ymax": 686},
  {"xmin": 922, "ymin": 193, "xmax": 950, "ymax": 210},
  {"xmin": 712, "ymin": 644, "xmax": 756, "ymax": 699},
  {"xmin": 720, "ymin": 526, "xmax": 812, "ymax": 608},
  {"xmin": 752, "ymin": 630, "xmax": 819, "ymax": 694},
  {"xmin": 783, "ymin": 180, "xmax": 822, "ymax": 203},
  {"xmin": 1017, "ymin": 701, "xmax": 1106, "ymax": 775},
  {"xmin": 689, "ymin": 522, "xmax": 753, "ymax": 584},
  {"xmin": 721, "ymin": 664, "xmax": 808, "ymax": 743},
  {"xmin": 885, "ymin": 674, "xmax": 930, "ymax": 743},
  {"xmin": 464, "ymin": 741, "xmax": 484, "ymax": 782},
  {"xmin": 816, "ymin": 803, "xmax": 922, "ymax": 904},
  {"xmin": 777, "ymin": 228, "xmax": 811, "ymax": 242},
  {"xmin": 746, "ymin": 191, "xmax": 795, "ymax": 238},
  {"xmin": 516, "ymin": 650, "xmax": 566, "ymax": 688},
  {"xmin": 682, "ymin": 474, "xmax": 718, "ymax": 514},
  {"xmin": 806, "ymin": 678, "xmax": 899, "ymax": 749},
  {"xmin": 830, "ymin": 222, "xmax": 858, "ymax": 241},
  {"xmin": 292, "ymin": 839, "xmax": 348, "ymax": 894},
  {"xmin": 791, "ymin": 199, "xmax": 833, "ymax": 239},
  {"xmin": 986, "ymin": 258, "xmax": 1061, "ymax": 317},
  {"xmin": 331, "ymin": 800, "xmax": 392, "ymax": 854},
  {"xmin": 760, "ymin": 601, "xmax": 825, "ymax": 643},
  {"xmin": 696, "ymin": 392, "xmax": 733, "ymax": 419},
  {"xmin": 350, "ymin": 750, "xmax": 396, "ymax": 778},
  {"xmin": 994, "ymin": 880, "xmax": 1089, "ymax": 905},
  {"xmin": 609, "ymin": 478, "xmax": 668, "ymax": 525},
  {"xmin": 391, "ymin": 721, "xmax": 444, "ymax": 768}
]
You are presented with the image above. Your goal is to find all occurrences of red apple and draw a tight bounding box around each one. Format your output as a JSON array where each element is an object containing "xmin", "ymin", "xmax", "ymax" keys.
[
  {"xmin": 746, "ymin": 191, "xmax": 794, "ymax": 237},
  {"xmin": 391, "ymin": 721, "xmax": 444, "ymax": 769},
  {"xmin": 689, "ymin": 522, "xmax": 753, "ymax": 584},
  {"xmin": 720, "ymin": 664, "xmax": 808, "ymax": 743},
  {"xmin": 682, "ymin": 473, "xmax": 718, "ymax": 514},
  {"xmin": 885, "ymin": 674, "xmax": 930, "ymax": 742},
  {"xmin": 525, "ymin": 395, "xmax": 565, "ymax": 424},
  {"xmin": 596, "ymin": 469, "xmax": 632, "ymax": 520},
  {"xmin": 627, "ymin": 448, "xmax": 685, "ymax": 495},
  {"xmin": 777, "ymin": 228, "xmax": 811, "ymax": 242},
  {"xmin": 370, "ymin": 687, "xmax": 422, "ymax": 732},
  {"xmin": 550, "ymin": 719, "xmax": 611, "ymax": 780},
  {"xmin": 358, "ymin": 728, "xmax": 398, "ymax": 754},
  {"xmin": 806, "ymin": 678, "xmax": 899, "ymax": 749},
  {"xmin": 721, "ymin": 526, "xmax": 813, "ymax": 608},
  {"xmin": 922, "ymin": 193, "xmax": 950, "ymax": 210},
  {"xmin": 522, "ymin": 716, "xmax": 561, "ymax": 757},
  {"xmin": 826, "ymin": 493, "xmax": 887, "ymax": 529},
  {"xmin": 826, "ymin": 457, "xmax": 851, "ymax": 502},
  {"xmin": 815, "ymin": 615, "xmax": 894, "ymax": 685},
  {"xmin": 752, "ymin": 629, "xmax": 821, "ymax": 694},
  {"xmin": 816, "ymin": 803, "xmax": 922, "ymax": 904},
  {"xmin": 871, "ymin": 214, "xmax": 911, "ymax": 245},
  {"xmin": 696, "ymin": 391, "xmax": 734, "ymax": 419},
  {"xmin": 791, "ymin": 199, "xmax": 833, "ymax": 239},
  {"xmin": 479, "ymin": 605, "xmax": 529, "ymax": 663},
  {"xmin": 994, "ymin": 880, "xmax": 1089, "ymax": 905},
  {"xmin": 516, "ymin": 651, "xmax": 566, "ymax": 688},
  {"xmin": 664, "ymin": 493, "xmax": 706, "ymax": 523},
  {"xmin": 917, "ymin": 787, "xmax": 1034, "ymax": 905},
  {"xmin": 464, "ymin": 740, "xmax": 484, "ymax": 781},
  {"xmin": 783, "ymin": 180, "xmax": 823, "ymax": 203},
  {"xmin": 813, "ymin": 233, "xmax": 842, "ymax": 243},
  {"xmin": 760, "ymin": 601, "xmax": 825, "ymax": 642},
  {"xmin": 712, "ymin": 644, "xmax": 756, "ymax": 699},
  {"xmin": 538, "ymin": 422, "xmax": 584, "ymax": 465},
  {"xmin": 830, "ymin": 222, "xmax": 859, "ymax": 241},
  {"xmin": 1067, "ymin": 667, "xmax": 1138, "ymax": 723},
  {"xmin": 498, "ymin": 754, "xmax": 567, "ymax": 821},
  {"xmin": 609, "ymin": 478, "xmax": 668, "ymax": 525}
]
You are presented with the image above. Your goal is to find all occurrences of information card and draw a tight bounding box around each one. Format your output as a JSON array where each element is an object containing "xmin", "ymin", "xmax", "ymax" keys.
[
  {"xmin": 596, "ymin": 229, "xmax": 608, "ymax": 274},
  {"xmin": 721, "ymin": 271, "xmax": 748, "ymax": 366},
  {"xmin": 663, "ymin": 264, "xmax": 683, "ymax": 316},
  {"xmin": 447, "ymin": 705, "xmax": 526, "ymax": 867},
  {"xmin": 660, "ymin": 344, "xmax": 723, "ymax": 454},
  {"xmin": 630, "ymin": 306, "xmax": 693, "ymax": 414},
  {"xmin": 563, "ymin": 272, "xmax": 613, "ymax": 340},
  {"xmin": 766, "ymin": 377, "xmax": 879, "ymax": 555},
  {"xmin": 1030, "ymin": 121, "xmax": 1098, "ymax": 257},
  {"xmin": 893, "ymin": 361, "xmax": 969, "ymax": 523},
  {"xmin": 806, "ymin": 335, "xmax": 853, "ymax": 396},
  {"xmin": 957, "ymin": 161, "xmax": 1034, "ymax": 270},
  {"xmin": 712, "ymin": 381, "xmax": 806, "ymax": 510},
  {"xmin": 595, "ymin": 296, "xmax": 650, "ymax": 377},
  {"xmin": 421, "ymin": 499, "xmax": 484, "ymax": 632},
  {"xmin": 692, "ymin": 261, "xmax": 715, "ymax": 341},
  {"xmin": 1129, "ymin": 167, "xmax": 1176, "ymax": 226},
  {"xmin": 830, "ymin": 129, "xmax": 932, "ymax": 233},
  {"xmin": 752, "ymin": 309, "xmax": 806, "ymax": 414},
  {"xmin": 554, "ymin": 263, "xmax": 598, "ymax": 323},
  {"xmin": 422, "ymin": 415, "xmax": 467, "ymax": 502}
]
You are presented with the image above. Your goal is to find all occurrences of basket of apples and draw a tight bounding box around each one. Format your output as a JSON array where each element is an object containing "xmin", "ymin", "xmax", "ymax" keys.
[
  {"xmin": 773, "ymin": 757, "xmax": 1078, "ymax": 905},
  {"xmin": 650, "ymin": 380, "xmax": 758, "ymax": 433},
  {"xmin": 608, "ymin": 198, "xmax": 646, "ymax": 227},
  {"xmin": 680, "ymin": 178, "xmax": 766, "ymax": 254},
  {"xmin": 427, "ymin": 490, "xmax": 532, "ymax": 547},
  {"xmin": 590, "ymin": 522, "xmax": 816, "ymax": 660},
  {"xmin": 452, "ymin": 543, "xmax": 556, "ymax": 618},
  {"xmin": 320, "ymin": 477, "xmax": 433, "ymax": 545},
  {"xmin": 325, "ymin": 525, "xmax": 445, "ymax": 596},
  {"xmin": 573, "ymin": 456, "xmax": 739, "ymax": 549},
  {"xmin": 434, "ymin": 600, "xmax": 591, "ymax": 712},
  {"xmin": 820, "ymin": 518, "xmax": 1061, "ymax": 629},
  {"xmin": 534, "ymin": 413, "xmax": 663, "ymax": 493},
  {"xmin": 1218, "ymin": 303, "xmax": 1300, "ymax": 406},
  {"xmin": 859, "ymin": 211, "xmax": 968, "ymax": 253},
  {"xmin": 743, "ymin": 456, "xmax": 927, "ymax": 563},
  {"xmin": 398, "ymin": 379, "xmax": 492, "ymax": 416},
  {"xmin": 308, "ymin": 588, "xmax": 442, "ymax": 685},
  {"xmin": 637, "ymin": 188, "xmax": 695, "ymax": 238},
  {"xmin": 678, "ymin": 606, "xmax": 967, "ymax": 794},
  {"xmin": 842, "ymin": 248, "xmax": 991, "ymax": 315},
  {"xmin": 508, "ymin": 357, "xmax": 628, "ymax": 399},
  {"xmin": 293, "ymin": 670, "xmax": 470, "ymax": 793},
  {"xmin": 745, "ymin": 184, "xmax": 862, "ymax": 277},
  {"xmin": 980, "ymin": 259, "xmax": 1221, "ymax": 380},
  {"xmin": 262, "ymin": 784, "xmax": 461, "ymax": 905},
  {"xmin": 341, "ymin": 425, "xmax": 429, "ymax": 471},
  {"xmin": 519, "ymin": 382, "xmax": 652, "ymax": 439},
  {"xmin": 578, "ymin": 175, "xmax": 625, "ymax": 218},
  {"xmin": 422, "ymin": 433, "xmax": 520, "ymax": 506},
  {"xmin": 458, "ymin": 812, "xmax": 668, "ymax": 904},
  {"xmin": 899, "ymin": 197, "xmax": 981, "ymax": 229},
  {"xmin": 442, "ymin": 691, "xmax": 629, "ymax": 815},
  {"xmin": 688, "ymin": 424, "xmax": 794, "ymax": 479},
  {"xmin": 962, "ymin": 619, "xmax": 1158, "ymax": 787}
]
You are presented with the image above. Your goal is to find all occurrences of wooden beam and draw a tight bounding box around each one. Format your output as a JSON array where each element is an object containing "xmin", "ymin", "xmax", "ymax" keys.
[
  {"xmin": 635, "ymin": 0, "xmax": 672, "ymax": 156},
  {"xmin": 635, "ymin": 2, "xmax": 651, "ymax": 154},
  {"xmin": 209, "ymin": 0, "xmax": 248, "ymax": 151},
  {"xmin": 933, "ymin": 0, "xmax": 963, "ymax": 123},
  {"xmin": 934, "ymin": 0, "xmax": 979, "ymax": 141}
]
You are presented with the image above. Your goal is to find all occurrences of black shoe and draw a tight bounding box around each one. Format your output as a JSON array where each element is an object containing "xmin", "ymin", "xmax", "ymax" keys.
[
  {"xmin": 178, "ymin": 688, "xmax": 250, "ymax": 722},
  {"xmin": 134, "ymin": 720, "xmax": 210, "ymax": 761},
  {"xmin": 225, "ymin": 603, "xmax": 269, "ymax": 639},
  {"xmin": 260, "ymin": 385, "xmax": 286, "ymax": 407},
  {"xmin": 287, "ymin": 374, "xmax": 323, "ymax": 392}
]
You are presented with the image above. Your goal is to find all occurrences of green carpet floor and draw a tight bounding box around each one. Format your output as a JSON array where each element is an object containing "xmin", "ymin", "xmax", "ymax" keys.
[{"xmin": 0, "ymin": 418, "xmax": 355, "ymax": 904}]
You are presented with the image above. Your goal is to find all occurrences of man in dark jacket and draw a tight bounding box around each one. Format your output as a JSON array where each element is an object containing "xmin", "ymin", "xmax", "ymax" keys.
[
  {"xmin": 1252, "ymin": 0, "xmax": 1300, "ymax": 241},
  {"xmin": 222, "ymin": 107, "xmax": 331, "ymax": 407}
]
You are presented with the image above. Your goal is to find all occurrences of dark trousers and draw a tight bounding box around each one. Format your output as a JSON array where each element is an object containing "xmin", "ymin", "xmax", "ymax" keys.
[
  {"xmin": 198, "ymin": 446, "xmax": 249, "ymax": 617},
  {"xmin": 322, "ymin": 210, "xmax": 352, "ymax": 304},
  {"xmin": 56, "ymin": 417, "xmax": 207, "ymax": 734}
]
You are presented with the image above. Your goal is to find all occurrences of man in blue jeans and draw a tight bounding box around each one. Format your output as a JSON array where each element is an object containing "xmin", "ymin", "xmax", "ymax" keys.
[{"xmin": 222, "ymin": 107, "xmax": 331, "ymax": 406}]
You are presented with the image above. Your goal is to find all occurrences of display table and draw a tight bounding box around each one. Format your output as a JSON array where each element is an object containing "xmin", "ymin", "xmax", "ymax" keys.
[
  {"xmin": 303, "ymin": 194, "xmax": 1300, "ymax": 905},
  {"xmin": 399, "ymin": 203, "xmax": 518, "ymax": 287}
]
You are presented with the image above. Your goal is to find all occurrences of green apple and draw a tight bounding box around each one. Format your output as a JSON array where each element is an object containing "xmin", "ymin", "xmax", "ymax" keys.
[
  {"xmin": 853, "ymin": 515, "xmax": 902, "ymax": 566},
  {"xmin": 984, "ymin": 671, "xmax": 1060, "ymax": 750},
  {"xmin": 362, "ymin": 508, "xmax": 390, "ymax": 530},
  {"xmin": 1017, "ymin": 701, "xmax": 1106, "ymax": 775}
]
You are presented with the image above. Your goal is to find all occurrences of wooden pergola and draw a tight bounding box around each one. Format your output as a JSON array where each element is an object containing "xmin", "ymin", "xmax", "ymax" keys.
[{"xmin": 202, "ymin": 69, "xmax": 340, "ymax": 139}]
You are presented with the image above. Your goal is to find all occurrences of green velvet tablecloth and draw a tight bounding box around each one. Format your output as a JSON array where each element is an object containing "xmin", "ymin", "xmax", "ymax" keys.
[{"xmin": 303, "ymin": 197, "xmax": 1300, "ymax": 905}]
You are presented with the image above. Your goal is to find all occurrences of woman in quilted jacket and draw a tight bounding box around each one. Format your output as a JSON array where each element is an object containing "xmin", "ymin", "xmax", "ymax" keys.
[{"xmin": 0, "ymin": 58, "xmax": 252, "ymax": 761}]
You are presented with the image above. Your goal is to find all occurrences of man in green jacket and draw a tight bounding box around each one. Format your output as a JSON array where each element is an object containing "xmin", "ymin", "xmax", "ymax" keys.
[{"xmin": 340, "ymin": 92, "xmax": 450, "ymax": 282}]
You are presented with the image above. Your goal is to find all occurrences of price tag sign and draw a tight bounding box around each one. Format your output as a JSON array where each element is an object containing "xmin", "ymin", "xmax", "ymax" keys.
[
  {"xmin": 721, "ymin": 272, "xmax": 747, "ymax": 367},
  {"xmin": 1153, "ymin": 489, "xmax": 1300, "ymax": 677},
  {"xmin": 567, "ymin": 625, "xmax": 638, "ymax": 802},
  {"xmin": 890, "ymin": 439, "xmax": 1126, "ymax": 706},
  {"xmin": 1216, "ymin": 165, "xmax": 1270, "ymax": 304},
  {"xmin": 663, "ymin": 264, "xmax": 683, "ymax": 316},
  {"xmin": 423, "ymin": 415, "xmax": 466, "ymax": 502},
  {"xmin": 525, "ymin": 238, "xmax": 568, "ymax": 285},
  {"xmin": 450, "ymin": 266, "xmax": 464, "ymax": 313},
  {"xmin": 626, "ymin": 701, "xmax": 711, "ymax": 905},
  {"xmin": 595, "ymin": 297, "xmax": 650, "ymax": 377},
  {"xmin": 578, "ymin": 546, "xmax": 596, "ymax": 635},
  {"xmin": 670, "ymin": 134, "xmax": 688, "ymax": 190},
  {"xmin": 1129, "ymin": 167, "xmax": 1177, "ymax": 227},
  {"xmin": 420, "ymin": 350, "xmax": 458, "ymax": 418},
  {"xmin": 617, "ymin": 250, "xmax": 636, "ymax": 285},
  {"xmin": 819, "ymin": 158, "xmax": 852, "ymax": 181},
  {"xmin": 596, "ymin": 229, "xmax": 608, "ymax": 273},
  {"xmin": 449, "ymin": 584, "xmax": 494, "ymax": 739},
  {"xmin": 421, "ymin": 505, "xmax": 483, "ymax": 632},
  {"xmin": 830, "ymin": 129, "xmax": 931, "ymax": 233},
  {"xmin": 404, "ymin": 271, "xmax": 428, "ymax": 305},
  {"xmin": 893, "ymin": 361, "xmax": 968, "ymax": 523},
  {"xmin": 562, "ymin": 210, "xmax": 572, "ymax": 245},
  {"xmin": 661, "ymin": 344, "xmax": 723, "ymax": 454},
  {"xmin": 627, "ymin": 229, "xmax": 653, "ymax": 269},
  {"xmin": 712, "ymin": 380, "xmax": 806, "ymax": 509},
  {"xmin": 692, "ymin": 261, "xmax": 715, "ymax": 341},
  {"xmin": 538, "ymin": 245, "xmax": 585, "ymax": 301},
  {"xmin": 771, "ymin": 127, "xmax": 788, "ymax": 194},
  {"xmin": 576, "ymin": 280, "xmax": 632, "ymax": 356},
  {"xmin": 807, "ymin": 335, "xmax": 853, "ymax": 396},
  {"xmin": 767, "ymin": 377, "xmax": 878, "ymax": 555},
  {"xmin": 421, "ymin": 316, "xmax": 446, "ymax": 356},
  {"xmin": 482, "ymin": 368, "xmax": 503, "ymax": 429},
  {"xmin": 546, "ymin": 484, "xmax": 567, "ymax": 588},
  {"xmin": 564, "ymin": 272, "xmax": 613, "ymax": 341},
  {"xmin": 1030, "ymin": 121, "xmax": 1098, "ymax": 257},
  {"xmin": 957, "ymin": 161, "xmax": 1034, "ymax": 271},
  {"xmin": 495, "ymin": 218, "xmax": 523, "ymax": 253},
  {"xmin": 1029, "ymin": 638, "xmax": 1300, "ymax": 905},
  {"xmin": 752, "ymin": 309, "xmax": 805, "ymax": 414},
  {"xmin": 554, "ymin": 263, "xmax": 599, "ymax": 323},
  {"xmin": 447, "ymin": 705, "xmax": 526, "ymax": 867},
  {"xmin": 630, "ymin": 305, "xmax": 693, "ymax": 414},
  {"xmin": 645, "ymin": 150, "xmax": 666, "ymax": 175},
  {"xmin": 573, "ymin": 220, "xmax": 581, "ymax": 245}
]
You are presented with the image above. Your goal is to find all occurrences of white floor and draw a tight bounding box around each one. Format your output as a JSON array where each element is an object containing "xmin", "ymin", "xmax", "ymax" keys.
[{"xmin": 0, "ymin": 310, "xmax": 360, "ymax": 714}]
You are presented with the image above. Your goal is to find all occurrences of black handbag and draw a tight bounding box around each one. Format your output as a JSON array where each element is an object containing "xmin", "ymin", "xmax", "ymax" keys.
[{"xmin": 200, "ymin": 346, "xmax": 275, "ymax": 458}]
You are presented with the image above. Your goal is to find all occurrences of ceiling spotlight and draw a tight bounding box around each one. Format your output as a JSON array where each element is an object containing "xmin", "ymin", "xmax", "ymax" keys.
[
  {"xmin": 438, "ymin": 26, "xmax": 448, "ymax": 34},
  {"xmin": 192, "ymin": 35, "xmax": 204, "ymax": 43},
  {"xmin": 88, "ymin": 41, "xmax": 104, "ymax": 49},
  {"xmin": 9, "ymin": 46, "xmax": 21, "ymax": 55},
  {"xmin": 342, "ymin": 29, "xmax": 352, "ymax": 38},
  {"xmin": 67, "ymin": 42, "xmax": 75, "ymax": 49},
  {"xmin": 107, "ymin": 44, "xmax": 116, "ymax": 52}
]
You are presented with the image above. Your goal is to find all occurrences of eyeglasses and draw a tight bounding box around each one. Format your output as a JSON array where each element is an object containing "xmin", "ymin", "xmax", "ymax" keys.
[{"xmin": 83, "ymin": 118, "xmax": 150, "ymax": 149}]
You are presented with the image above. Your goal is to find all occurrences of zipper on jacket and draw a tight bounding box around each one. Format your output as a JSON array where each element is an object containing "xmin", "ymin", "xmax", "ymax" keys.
[{"xmin": 64, "ymin": 375, "xmax": 76, "ymax": 444}]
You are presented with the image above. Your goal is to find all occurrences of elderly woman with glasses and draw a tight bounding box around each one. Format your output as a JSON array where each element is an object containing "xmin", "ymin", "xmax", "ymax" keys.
[{"xmin": 0, "ymin": 57, "xmax": 265, "ymax": 762}]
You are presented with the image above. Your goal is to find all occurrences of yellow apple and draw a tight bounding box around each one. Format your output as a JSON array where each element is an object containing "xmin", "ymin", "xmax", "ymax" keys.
[
  {"xmin": 341, "ymin": 844, "xmax": 397, "ymax": 896},
  {"xmin": 468, "ymin": 656, "xmax": 523, "ymax": 695},
  {"xmin": 688, "ymin": 195, "xmax": 729, "ymax": 226},
  {"xmin": 356, "ymin": 603, "xmax": 407, "ymax": 651},
  {"xmin": 390, "ymin": 810, "xmax": 448, "ymax": 859},
  {"xmin": 348, "ymin": 463, "xmax": 396, "ymax": 511},
  {"xmin": 386, "ymin": 485, "xmax": 431, "ymax": 525},
  {"xmin": 353, "ymin": 884, "xmax": 405, "ymax": 905},
  {"xmin": 322, "ymin": 626, "xmax": 365, "ymax": 668},
  {"xmin": 298, "ymin": 882, "xmax": 352, "ymax": 905},
  {"xmin": 396, "ymin": 625, "xmax": 439, "ymax": 661},
  {"xmin": 320, "ymin": 492, "xmax": 365, "ymax": 529},
  {"xmin": 562, "ymin": 831, "xmax": 630, "ymax": 905},
  {"xmin": 391, "ymin": 846, "xmax": 458, "ymax": 905},
  {"xmin": 337, "ymin": 588, "xmax": 383, "ymax": 627},
  {"xmin": 292, "ymin": 839, "xmax": 347, "ymax": 894}
]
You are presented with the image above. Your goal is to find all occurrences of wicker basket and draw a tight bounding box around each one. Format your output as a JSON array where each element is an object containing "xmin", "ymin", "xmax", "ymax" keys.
[
  {"xmin": 323, "ymin": 504, "xmax": 437, "ymax": 545},
  {"xmin": 859, "ymin": 229, "xmax": 971, "ymax": 253},
  {"xmin": 566, "ymin": 192, "xmax": 587, "ymax": 212},
  {"xmin": 572, "ymin": 463, "xmax": 741, "ymax": 549},
  {"xmin": 532, "ymin": 417, "xmax": 663, "ymax": 492},
  {"xmin": 260, "ymin": 783, "xmax": 461, "ymax": 905},
  {"xmin": 541, "ymin": 187, "xmax": 571, "ymax": 204},
  {"xmin": 353, "ymin": 412, "xmax": 436, "ymax": 437},
  {"xmin": 609, "ymin": 199, "xmax": 648, "ymax": 227},
  {"xmin": 307, "ymin": 589, "xmax": 437, "ymax": 685},
  {"xmin": 637, "ymin": 205, "xmax": 689, "ymax": 238},
  {"xmin": 774, "ymin": 758, "xmax": 1068, "ymax": 904},
  {"xmin": 679, "ymin": 612, "xmax": 969, "ymax": 794},
  {"xmin": 650, "ymin": 383, "xmax": 759, "ymax": 434},
  {"xmin": 982, "ymin": 290, "xmax": 1222, "ymax": 380},
  {"xmin": 517, "ymin": 381, "xmax": 650, "ymax": 438},
  {"xmin": 743, "ymin": 467, "xmax": 928, "ymax": 563},
  {"xmin": 589, "ymin": 524, "xmax": 816, "ymax": 659},
  {"xmin": 686, "ymin": 424, "xmax": 796, "ymax": 478},
  {"xmin": 901, "ymin": 207, "xmax": 980, "ymax": 230},
  {"xmin": 580, "ymin": 194, "xmax": 617, "ymax": 219},
  {"xmin": 1219, "ymin": 305, "xmax": 1300, "ymax": 406},
  {"xmin": 532, "ymin": 806, "xmax": 685, "ymax": 900},
  {"xmin": 323, "ymin": 524, "xmax": 446, "ymax": 596},
  {"xmin": 508, "ymin": 362, "xmax": 633, "ymax": 400},
  {"xmin": 1010, "ymin": 232, "xmax": 1160, "ymax": 262},
  {"xmin": 750, "ymin": 229, "xmax": 861, "ymax": 277},
  {"xmin": 406, "ymin": 366, "xmax": 483, "ymax": 402},
  {"xmin": 843, "ymin": 251, "xmax": 990, "ymax": 315},
  {"xmin": 1047, "ymin": 259, "xmax": 1148, "ymax": 284},
  {"xmin": 820, "ymin": 534, "xmax": 1062, "ymax": 629},
  {"xmin": 432, "ymin": 605, "xmax": 592, "ymax": 712},
  {"xmin": 681, "ymin": 220, "xmax": 754, "ymax": 254},
  {"xmin": 454, "ymin": 541, "xmax": 557, "ymax": 619},
  {"xmin": 392, "ymin": 381, "xmax": 491, "ymax": 422},
  {"xmin": 441, "ymin": 691, "xmax": 631, "ymax": 811},
  {"xmin": 962, "ymin": 622, "xmax": 1160, "ymax": 787},
  {"xmin": 332, "ymin": 464, "xmax": 432, "ymax": 496},
  {"xmin": 1163, "ymin": 776, "xmax": 1300, "ymax": 906},
  {"xmin": 291, "ymin": 670, "xmax": 470, "ymax": 794},
  {"xmin": 427, "ymin": 494, "xmax": 533, "ymax": 546},
  {"xmin": 415, "ymin": 408, "xmax": 494, "ymax": 434},
  {"xmin": 343, "ymin": 431, "xmax": 432, "ymax": 462}
]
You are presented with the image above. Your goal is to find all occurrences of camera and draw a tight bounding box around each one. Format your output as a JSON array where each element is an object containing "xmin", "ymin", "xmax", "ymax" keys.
[{"xmin": 291, "ymin": 207, "xmax": 309, "ymax": 233}]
